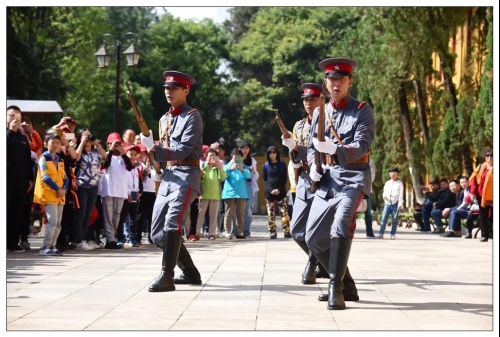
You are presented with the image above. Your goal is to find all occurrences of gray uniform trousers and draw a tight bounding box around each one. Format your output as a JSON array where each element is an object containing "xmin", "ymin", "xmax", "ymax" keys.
[
  {"xmin": 151, "ymin": 186, "xmax": 197, "ymax": 248},
  {"xmin": 305, "ymin": 186, "xmax": 363, "ymax": 255},
  {"xmin": 290, "ymin": 196, "xmax": 313, "ymax": 243},
  {"xmin": 290, "ymin": 171, "xmax": 314, "ymax": 243}
]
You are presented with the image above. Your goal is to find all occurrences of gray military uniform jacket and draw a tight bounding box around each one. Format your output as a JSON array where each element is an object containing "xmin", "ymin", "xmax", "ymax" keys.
[
  {"xmin": 294, "ymin": 95, "xmax": 375, "ymax": 199},
  {"xmin": 154, "ymin": 102, "xmax": 203, "ymax": 196},
  {"xmin": 293, "ymin": 117, "xmax": 314, "ymax": 200}
]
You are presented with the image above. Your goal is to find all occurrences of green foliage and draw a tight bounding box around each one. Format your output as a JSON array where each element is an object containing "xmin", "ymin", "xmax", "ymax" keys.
[{"xmin": 470, "ymin": 7, "xmax": 493, "ymax": 160}]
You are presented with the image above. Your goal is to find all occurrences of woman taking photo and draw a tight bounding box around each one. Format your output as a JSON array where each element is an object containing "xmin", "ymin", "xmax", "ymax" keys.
[{"xmin": 73, "ymin": 129, "xmax": 107, "ymax": 250}]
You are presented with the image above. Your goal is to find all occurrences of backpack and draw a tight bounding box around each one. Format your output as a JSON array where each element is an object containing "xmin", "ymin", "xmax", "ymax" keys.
[{"xmin": 263, "ymin": 161, "xmax": 286, "ymax": 175}]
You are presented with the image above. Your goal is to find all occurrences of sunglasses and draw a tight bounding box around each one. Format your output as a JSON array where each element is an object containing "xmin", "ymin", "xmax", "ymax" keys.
[
  {"xmin": 485, "ymin": 154, "xmax": 493, "ymax": 157},
  {"xmin": 269, "ymin": 151, "xmax": 277, "ymax": 154}
]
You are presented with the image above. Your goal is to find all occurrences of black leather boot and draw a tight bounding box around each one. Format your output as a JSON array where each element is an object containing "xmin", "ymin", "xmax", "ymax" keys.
[
  {"xmin": 174, "ymin": 242, "xmax": 202, "ymax": 285},
  {"xmin": 302, "ymin": 250, "xmax": 318, "ymax": 284},
  {"xmin": 295, "ymin": 239, "xmax": 317, "ymax": 284},
  {"xmin": 318, "ymin": 266, "xmax": 359, "ymax": 302},
  {"xmin": 342, "ymin": 266, "xmax": 359, "ymax": 301},
  {"xmin": 148, "ymin": 231, "xmax": 182, "ymax": 292},
  {"xmin": 316, "ymin": 261, "xmax": 330, "ymax": 279},
  {"xmin": 326, "ymin": 237, "xmax": 352, "ymax": 310}
]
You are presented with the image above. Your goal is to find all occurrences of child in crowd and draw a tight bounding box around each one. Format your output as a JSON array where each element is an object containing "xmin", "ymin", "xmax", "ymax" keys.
[
  {"xmin": 100, "ymin": 132, "xmax": 134, "ymax": 249},
  {"xmin": 137, "ymin": 144, "xmax": 156, "ymax": 244},
  {"xmin": 119, "ymin": 144, "xmax": 143, "ymax": 247},
  {"xmin": 34, "ymin": 134, "xmax": 69, "ymax": 256}
]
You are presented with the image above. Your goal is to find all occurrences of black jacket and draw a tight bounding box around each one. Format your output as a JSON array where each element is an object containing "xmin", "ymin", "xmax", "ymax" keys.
[
  {"xmin": 435, "ymin": 188, "xmax": 458, "ymax": 209},
  {"xmin": 6, "ymin": 129, "xmax": 34, "ymax": 181},
  {"xmin": 262, "ymin": 145, "xmax": 287, "ymax": 201}
]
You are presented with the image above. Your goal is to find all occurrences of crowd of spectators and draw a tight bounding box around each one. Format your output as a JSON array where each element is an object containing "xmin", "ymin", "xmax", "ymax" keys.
[{"xmin": 6, "ymin": 104, "xmax": 493, "ymax": 255}]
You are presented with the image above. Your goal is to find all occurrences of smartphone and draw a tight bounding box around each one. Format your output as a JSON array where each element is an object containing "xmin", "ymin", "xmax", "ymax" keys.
[
  {"xmin": 65, "ymin": 132, "xmax": 75, "ymax": 140},
  {"xmin": 130, "ymin": 191, "xmax": 138, "ymax": 202},
  {"xmin": 235, "ymin": 157, "xmax": 244, "ymax": 165}
]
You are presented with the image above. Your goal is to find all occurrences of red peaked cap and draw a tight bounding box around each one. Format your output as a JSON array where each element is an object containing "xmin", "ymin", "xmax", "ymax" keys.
[
  {"xmin": 318, "ymin": 58, "xmax": 358, "ymax": 77},
  {"xmin": 124, "ymin": 144, "xmax": 141, "ymax": 154},
  {"xmin": 163, "ymin": 70, "xmax": 196, "ymax": 89},
  {"xmin": 300, "ymin": 83, "xmax": 322, "ymax": 98}
]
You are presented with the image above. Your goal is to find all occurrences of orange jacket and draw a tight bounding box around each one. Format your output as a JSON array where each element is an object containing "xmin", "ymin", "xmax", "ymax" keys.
[
  {"xmin": 469, "ymin": 162, "xmax": 493, "ymax": 208},
  {"xmin": 30, "ymin": 131, "xmax": 43, "ymax": 157}
]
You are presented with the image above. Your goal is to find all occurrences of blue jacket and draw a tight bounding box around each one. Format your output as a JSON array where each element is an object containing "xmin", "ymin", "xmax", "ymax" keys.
[{"xmin": 221, "ymin": 161, "xmax": 251, "ymax": 199}]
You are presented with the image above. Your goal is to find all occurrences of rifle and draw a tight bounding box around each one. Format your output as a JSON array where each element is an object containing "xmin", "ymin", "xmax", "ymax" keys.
[
  {"xmin": 311, "ymin": 94, "xmax": 326, "ymax": 193},
  {"xmin": 124, "ymin": 80, "xmax": 162, "ymax": 194},
  {"xmin": 274, "ymin": 109, "xmax": 300, "ymax": 185}
]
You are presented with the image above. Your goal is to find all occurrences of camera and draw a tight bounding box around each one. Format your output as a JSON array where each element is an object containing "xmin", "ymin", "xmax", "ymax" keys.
[{"xmin": 88, "ymin": 134, "xmax": 96, "ymax": 142}]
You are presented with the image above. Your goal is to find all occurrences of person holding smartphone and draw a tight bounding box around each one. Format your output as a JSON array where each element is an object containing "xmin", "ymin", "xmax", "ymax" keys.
[
  {"xmin": 221, "ymin": 148, "xmax": 252, "ymax": 239},
  {"xmin": 196, "ymin": 148, "xmax": 227, "ymax": 240}
]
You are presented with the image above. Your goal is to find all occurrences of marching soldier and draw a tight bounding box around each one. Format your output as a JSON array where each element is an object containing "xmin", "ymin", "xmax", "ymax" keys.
[
  {"xmin": 289, "ymin": 83, "xmax": 326, "ymax": 284},
  {"xmin": 283, "ymin": 58, "xmax": 374, "ymax": 310},
  {"xmin": 140, "ymin": 70, "xmax": 203, "ymax": 292}
]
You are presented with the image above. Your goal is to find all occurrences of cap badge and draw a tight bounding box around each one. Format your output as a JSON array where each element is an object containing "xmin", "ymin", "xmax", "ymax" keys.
[{"xmin": 334, "ymin": 65, "xmax": 340, "ymax": 70}]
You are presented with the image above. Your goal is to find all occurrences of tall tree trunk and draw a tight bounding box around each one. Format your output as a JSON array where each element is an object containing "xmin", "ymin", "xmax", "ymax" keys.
[
  {"xmin": 440, "ymin": 60, "xmax": 475, "ymax": 177},
  {"xmin": 412, "ymin": 79, "xmax": 429, "ymax": 146},
  {"xmin": 440, "ymin": 60, "xmax": 458, "ymax": 123},
  {"xmin": 462, "ymin": 145, "xmax": 474, "ymax": 176},
  {"xmin": 399, "ymin": 82, "xmax": 425, "ymax": 204}
]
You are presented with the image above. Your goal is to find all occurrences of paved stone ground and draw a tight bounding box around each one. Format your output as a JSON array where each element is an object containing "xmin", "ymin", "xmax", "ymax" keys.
[{"xmin": 6, "ymin": 215, "xmax": 493, "ymax": 331}]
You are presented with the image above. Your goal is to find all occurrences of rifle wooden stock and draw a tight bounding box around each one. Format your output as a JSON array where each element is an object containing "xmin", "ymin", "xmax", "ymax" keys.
[
  {"xmin": 274, "ymin": 109, "xmax": 300, "ymax": 184},
  {"xmin": 311, "ymin": 94, "xmax": 326, "ymax": 193},
  {"xmin": 125, "ymin": 80, "xmax": 162, "ymax": 194},
  {"xmin": 274, "ymin": 109, "xmax": 291, "ymax": 139}
]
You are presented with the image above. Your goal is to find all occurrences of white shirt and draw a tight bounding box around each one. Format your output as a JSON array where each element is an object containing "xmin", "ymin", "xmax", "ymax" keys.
[
  {"xmin": 250, "ymin": 157, "xmax": 260, "ymax": 192},
  {"xmin": 141, "ymin": 162, "xmax": 156, "ymax": 193},
  {"xmin": 382, "ymin": 179, "xmax": 404, "ymax": 205},
  {"xmin": 127, "ymin": 166, "xmax": 141, "ymax": 194},
  {"xmin": 100, "ymin": 154, "xmax": 128, "ymax": 199}
]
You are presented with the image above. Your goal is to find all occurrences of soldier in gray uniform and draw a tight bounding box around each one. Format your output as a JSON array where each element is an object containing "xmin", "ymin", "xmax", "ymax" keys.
[
  {"xmin": 283, "ymin": 58, "xmax": 374, "ymax": 310},
  {"xmin": 140, "ymin": 70, "xmax": 203, "ymax": 292},
  {"xmin": 289, "ymin": 83, "xmax": 322, "ymax": 284}
]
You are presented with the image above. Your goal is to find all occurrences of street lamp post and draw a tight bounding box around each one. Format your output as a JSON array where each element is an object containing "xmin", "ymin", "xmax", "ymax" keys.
[
  {"xmin": 94, "ymin": 32, "xmax": 141, "ymax": 132},
  {"xmin": 215, "ymin": 107, "xmax": 223, "ymax": 121}
]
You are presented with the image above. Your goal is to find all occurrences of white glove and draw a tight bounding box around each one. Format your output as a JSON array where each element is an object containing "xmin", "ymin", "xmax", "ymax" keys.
[
  {"xmin": 140, "ymin": 130, "xmax": 155, "ymax": 152},
  {"xmin": 312, "ymin": 136, "xmax": 337, "ymax": 155},
  {"xmin": 292, "ymin": 162, "xmax": 302, "ymax": 169},
  {"xmin": 309, "ymin": 163, "xmax": 323, "ymax": 182},
  {"xmin": 281, "ymin": 134, "xmax": 296, "ymax": 151},
  {"xmin": 151, "ymin": 169, "xmax": 163, "ymax": 182}
]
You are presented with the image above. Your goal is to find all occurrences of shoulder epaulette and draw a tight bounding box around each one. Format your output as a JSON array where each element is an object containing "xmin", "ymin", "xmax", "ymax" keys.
[
  {"xmin": 187, "ymin": 109, "xmax": 198, "ymax": 115},
  {"xmin": 357, "ymin": 101, "xmax": 366, "ymax": 110}
]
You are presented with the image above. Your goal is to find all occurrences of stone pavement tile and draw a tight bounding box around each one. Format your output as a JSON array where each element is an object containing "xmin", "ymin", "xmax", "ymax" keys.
[
  {"xmin": 331, "ymin": 308, "xmax": 412, "ymax": 323},
  {"xmin": 335, "ymin": 320, "xmax": 421, "ymax": 330},
  {"xmin": 171, "ymin": 319, "xmax": 256, "ymax": 330},
  {"xmin": 181, "ymin": 310, "xmax": 258, "ymax": 321},
  {"xmin": 256, "ymin": 319, "xmax": 339, "ymax": 330},
  {"xmin": 401, "ymin": 309, "xmax": 491, "ymax": 323},
  {"xmin": 413, "ymin": 321, "xmax": 492, "ymax": 330},
  {"xmin": 257, "ymin": 308, "xmax": 336, "ymax": 323},
  {"xmin": 7, "ymin": 317, "xmax": 98, "ymax": 330},
  {"xmin": 85, "ymin": 318, "xmax": 177, "ymax": 330},
  {"xmin": 24, "ymin": 309, "xmax": 109, "ymax": 319},
  {"xmin": 102, "ymin": 306, "xmax": 186, "ymax": 320},
  {"xmin": 6, "ymin": 305, "xmax": 45, "ymax": 318}
]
